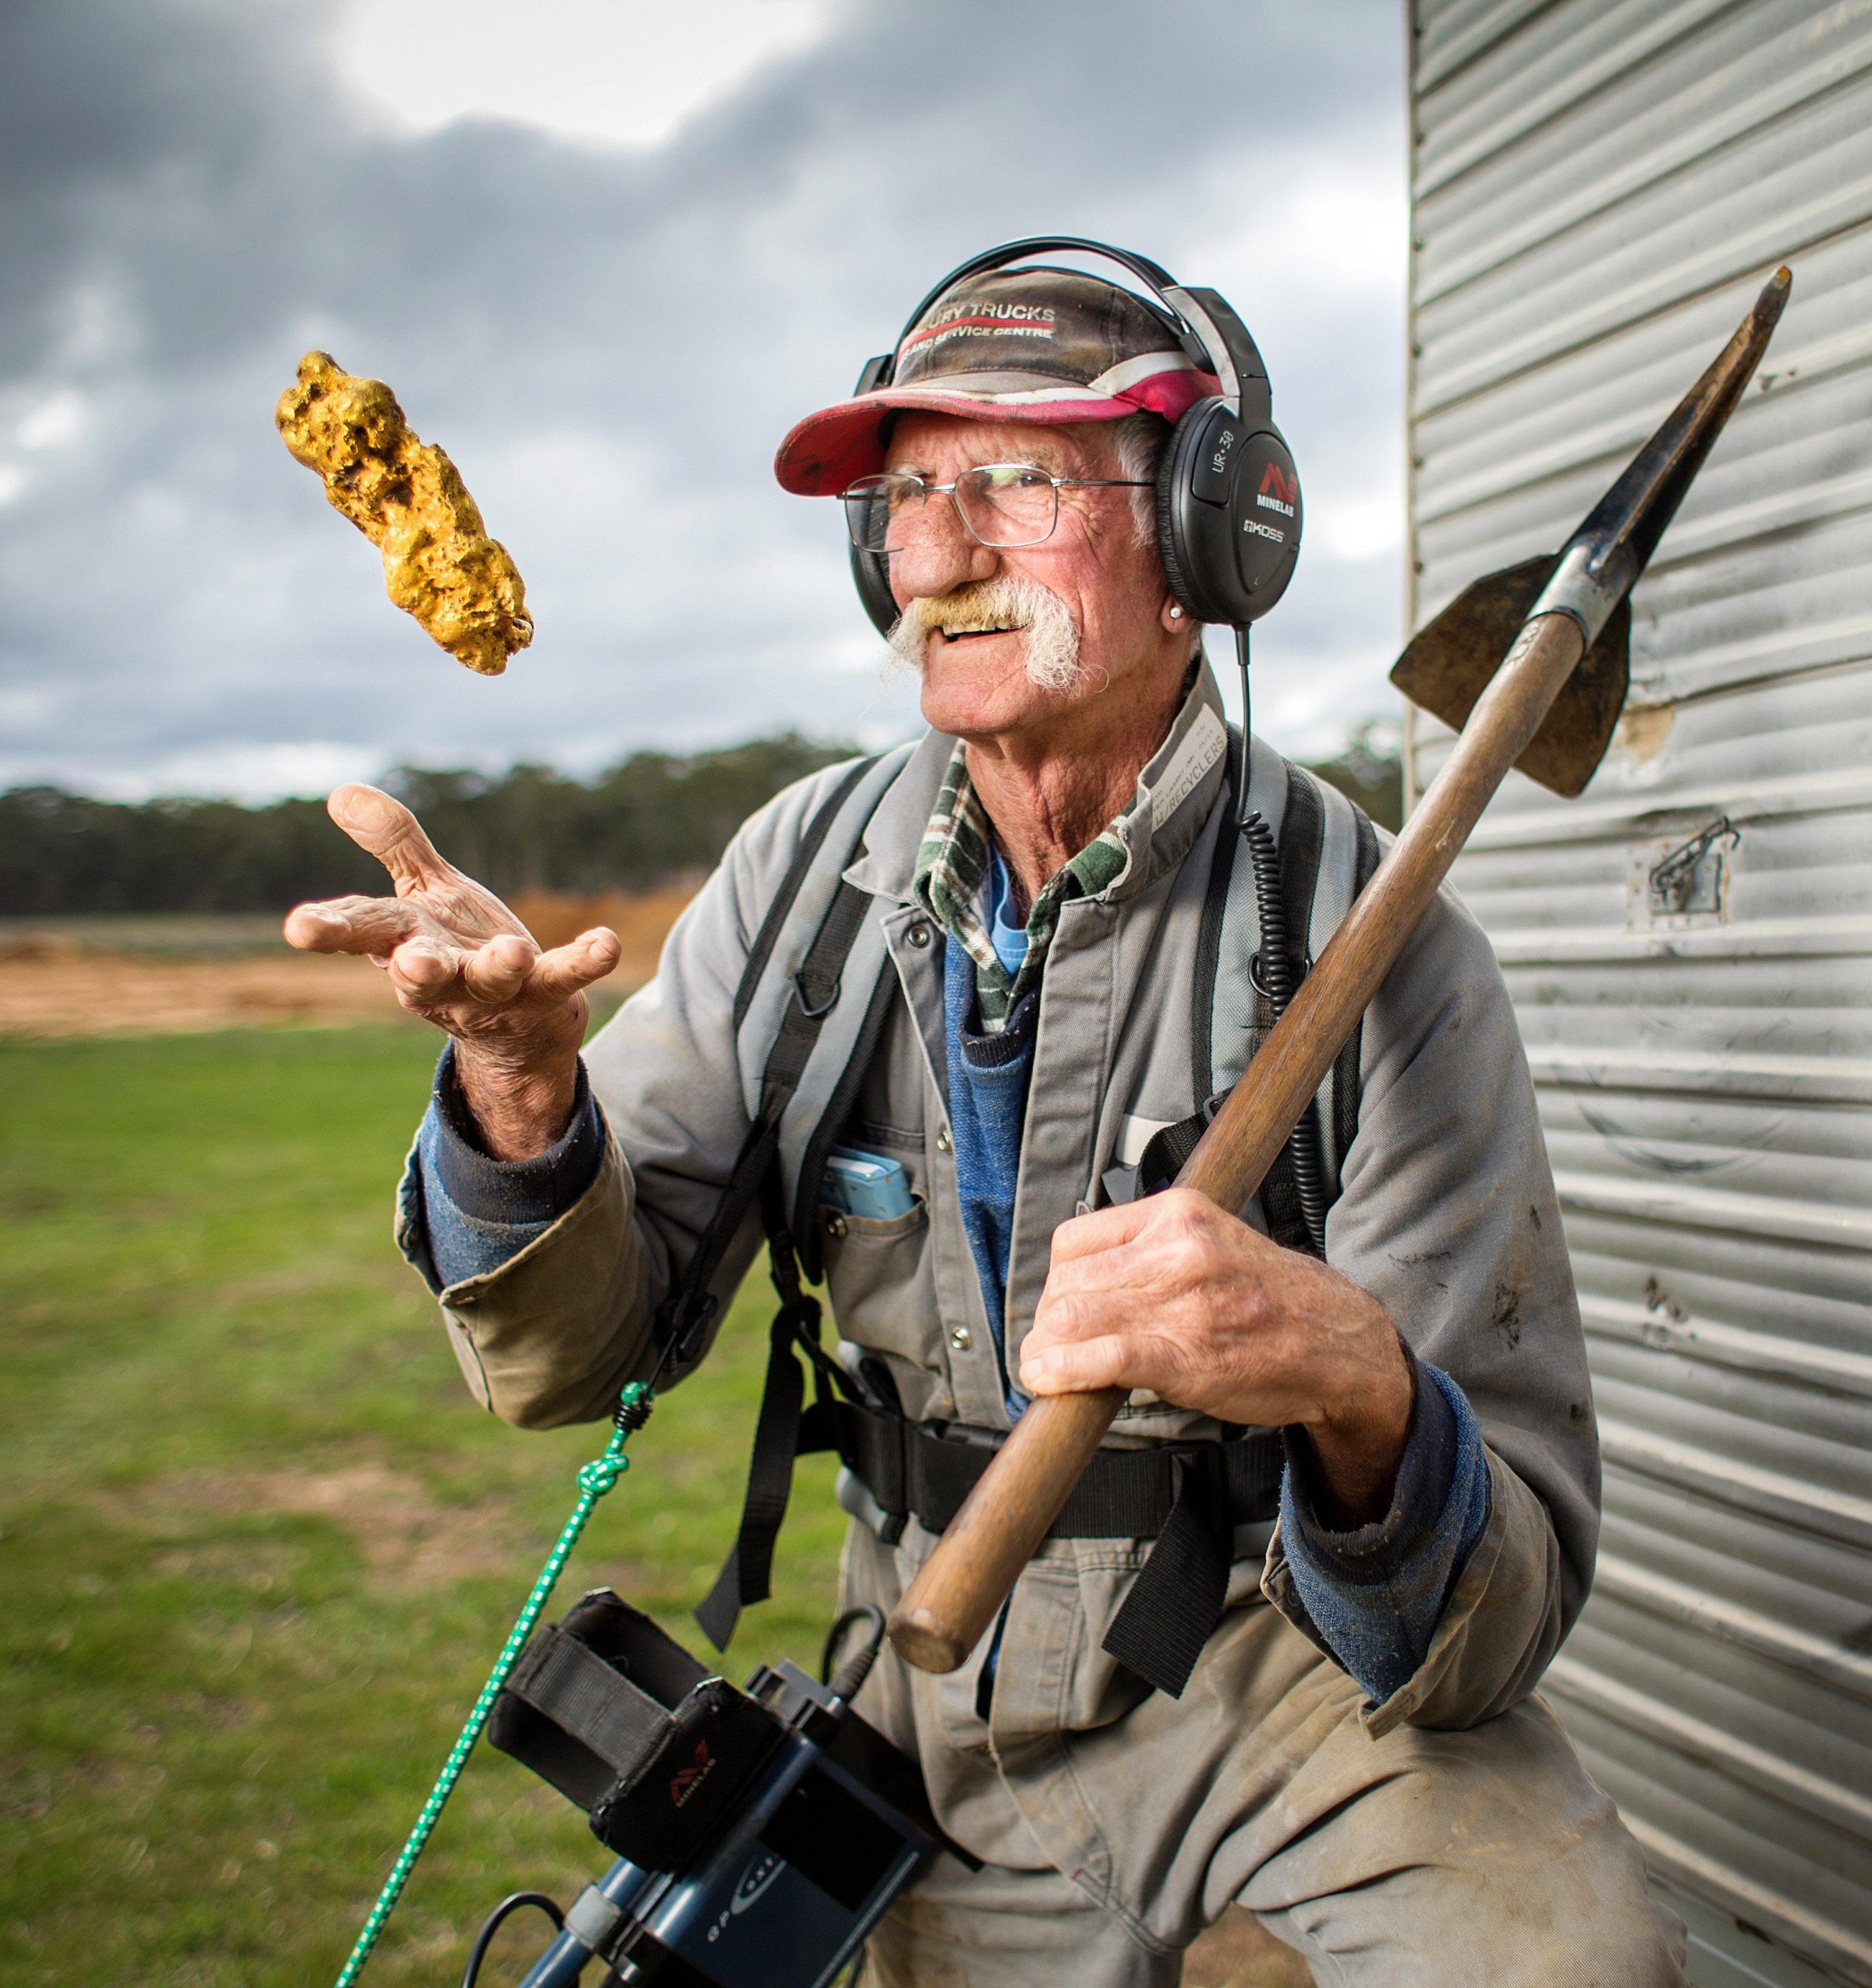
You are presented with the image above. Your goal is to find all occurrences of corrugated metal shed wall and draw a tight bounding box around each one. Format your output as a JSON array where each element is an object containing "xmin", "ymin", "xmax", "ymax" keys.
[{"xmin": 1405, "ymin": 2, "xmax": 1872, "ymax": 1980}]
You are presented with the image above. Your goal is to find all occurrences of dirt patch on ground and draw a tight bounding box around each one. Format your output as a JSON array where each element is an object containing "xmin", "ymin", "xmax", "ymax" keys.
[
  {"xmin": 127, "ymin": 1462, "xmax": 521, "ymax": 1588},
  {"xmin": 508, "ymin": 885, "xmax": 694, "ymax": 964},
  {"xmin": 0, "ymin": 944, "xmax": 410, "ymax": 1037},
  {"xmin": 0, "ymin": 889, "xmax": 691, "ymax": 1038}
]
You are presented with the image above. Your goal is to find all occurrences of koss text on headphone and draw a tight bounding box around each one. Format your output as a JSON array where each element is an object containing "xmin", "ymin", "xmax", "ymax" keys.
[{"xmin": 842, "ymin": 237, "xmax": 1303, "ymax": 640}]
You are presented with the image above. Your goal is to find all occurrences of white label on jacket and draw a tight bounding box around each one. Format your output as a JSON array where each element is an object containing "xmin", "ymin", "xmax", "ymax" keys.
[
  {"xmin": 1117, "ymin": 1114, "xmax": 1178, "ymax": 1167},
  {"xmin": 1154, "ymin": 704, "xmax": 1227, "ymax": 822}
]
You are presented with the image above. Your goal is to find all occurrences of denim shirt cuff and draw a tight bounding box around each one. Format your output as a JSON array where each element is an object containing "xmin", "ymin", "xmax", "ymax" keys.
[
  {"xmin": 1275, "ymin": 1359, "xmax": 1493, "ymax": 1705},
  {"xmin": 426, "ymin": 1041, "xmax": 604, "ymax": 1225},
  {"xmin": 1281, "ymin": 1344, "xmax": 1460, "ymax": 1583}
]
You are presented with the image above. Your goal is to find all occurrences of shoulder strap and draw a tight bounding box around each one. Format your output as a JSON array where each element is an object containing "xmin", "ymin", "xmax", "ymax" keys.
[
  {"xmin": 1188, "ymin": 775, "xmax": 1235, "ymax": 1109},
  {"xmin": 655, "ymin": 753, "xmax": 899, "ymax": 1368},
  {"xmin": 1213, "ymin": 750, "xmax": 1377, "ymax": 1207},
  {"xmin": 655, "ymin": 865, "xmax": 877, "ymax": 1371},
  {"xmin": 676, "ymin": 749, "xmax": 915, "ymax": 1651},
  {"xmin": 692, "ymin": 1164, "xmax": 840, "ymax": 1652},
  {"xmin": 688, "ymin": 874, "xmax": 880, "ymax": 1651},
  {"xmin": 1293, "ymin": 766, "xmax": 1380, "ymax": 1193},
  {"xmin": 731, "ymin": 749, "xmax": 910, "ymax": 1112},
  {"xmin": 1276, "ymin": 763, "xmax": 1325, "ymax": 982},
  {"xmin": 1268, "ymin": 766, "xmax": 1331, "ymax": 1253},
  {"xmin": 732, "ymin": 754, "xmax": 880, "ymax": 1032},
  {"xmin": 1149, "ymin": 737, "xmax": 1378, "ymax": 1246}
]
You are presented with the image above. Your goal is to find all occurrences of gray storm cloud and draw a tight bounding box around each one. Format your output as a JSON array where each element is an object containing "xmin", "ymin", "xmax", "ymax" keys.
[{"xmin": 0, "ymin": 0, "xmax": 1405, "ymax": 798}]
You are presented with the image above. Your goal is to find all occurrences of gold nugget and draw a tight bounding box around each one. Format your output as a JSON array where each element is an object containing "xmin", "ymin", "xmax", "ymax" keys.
[{"xmin": 275, "ymin": 351, "xmax": 532, "ymax": 676}]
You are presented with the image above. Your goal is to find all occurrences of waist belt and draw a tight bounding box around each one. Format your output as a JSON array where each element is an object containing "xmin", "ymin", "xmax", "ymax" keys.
[
  {"xmin": 822, "ymin": 1396, "xmax": 1285, "ymax": 1697},
  {"xmin": 832, "ymin": 1399, "xmax": 1281, "ymax": 1539}
]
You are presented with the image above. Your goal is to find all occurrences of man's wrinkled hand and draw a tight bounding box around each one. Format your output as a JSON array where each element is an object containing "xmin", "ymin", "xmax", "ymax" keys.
[
  {"xmin": 283, "ymin": 784, "xmax": 620, "ymax": 1159},
  {"xmin": 1020, "ymin": 1189, "xmax": 1414, "ymax": 1526}
]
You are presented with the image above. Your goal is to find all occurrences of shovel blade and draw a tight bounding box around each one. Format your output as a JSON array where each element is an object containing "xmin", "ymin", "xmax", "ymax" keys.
[{"xmin": 1390, "ymin": 554, "xmax": 1631, "ymax": 798}]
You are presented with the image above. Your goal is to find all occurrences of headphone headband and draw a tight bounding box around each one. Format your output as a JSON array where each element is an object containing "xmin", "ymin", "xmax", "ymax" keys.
[{"xmin": 882, "ymin": 236, "xmax": 1269, "ymax": 424}]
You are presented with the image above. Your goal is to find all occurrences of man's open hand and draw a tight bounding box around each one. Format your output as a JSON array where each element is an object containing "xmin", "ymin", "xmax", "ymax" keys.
[
  {"xmin": 283, "ymin": 784, "xmax": 620, "ymax": 1159},
  {"xmin": 1021, "ymin": 1189, "xmax": 1414, "ymax": 1527}
]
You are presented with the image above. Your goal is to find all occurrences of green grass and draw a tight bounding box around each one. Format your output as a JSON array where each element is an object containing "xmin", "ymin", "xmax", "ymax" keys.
[{"xmin": 0, "ymin": 1027, "xmax": 845, "ymax": 1986}]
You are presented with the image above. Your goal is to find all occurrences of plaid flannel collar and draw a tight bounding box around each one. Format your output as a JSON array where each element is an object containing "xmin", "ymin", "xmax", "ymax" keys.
[{"xmin": 912, "ymin": 742, "xmax": 1131, "ymax": 1033}]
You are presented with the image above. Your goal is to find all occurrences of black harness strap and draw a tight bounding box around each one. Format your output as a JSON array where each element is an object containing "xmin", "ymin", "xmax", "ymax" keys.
[
  {"xmin": 1138, "ymin": 758, "xmax": 1317, "ymax": 1253},
  {"xmin": 1101, "ymin": 1448, "xmax": 1237, "ymax": 1697},
  {"xmin": 503, "ymin": 1623, "xmax": 674, "ymax": 1778},
  {"xmin": 1265, "ymin": 766, "xmax": 1328, "ymax": 1256},
  {"xmin": 1331, "ymin": 806, "xmax": 1381, "ymax": 1175},
  {"xmin": 653, "ymin": 1115, "xmax": 779, "ymax": 1375},
  {"xmin": 732, "ymin": 756, "xmax": 879, "ymax": 1034},
  {"xmin": 758, "ymin": 881, "xmax": 872, "ymax": 1119},
  {"xmin": 1254, "ymin": 1133, "xmax": 1315, "ymax": 1256},
  {"xmin": 694, "ymin": 1170, "xmax": 836, "ymax": 1650},
  {"xmin": 656, "ymin": 764, "xmax": 882, "ymax": 1372},
  {"xmin": 1277, "ymin": 767, "xmax": 1325, "ymax": 983},
  {"xmin": 1135, "ymin": 1106, "xmax": 1215, "ymax": 1195},
  {"xmin": 691, "ymin": 867, "xmax": 879, "ymax": 1652},
  {"xmin": 1189, "ymin": 783, "xmax": 1236, "ymax": 1108}
]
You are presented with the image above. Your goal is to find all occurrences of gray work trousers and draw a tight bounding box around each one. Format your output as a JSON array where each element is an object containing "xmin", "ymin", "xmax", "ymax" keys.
[
  {"xmin": 842, "ymin": 1517, "xmax": 1685, "ymax": 1988},
  {"xmin": 853, "ymin": 1587, "xmax": 1686, "ymax": 1987}
]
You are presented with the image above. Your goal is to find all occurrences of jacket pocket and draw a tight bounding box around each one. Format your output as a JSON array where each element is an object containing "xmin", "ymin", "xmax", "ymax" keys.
[{"xmin": 819, "ymin": 1197, "xmax": 937, "ymax": 1370}]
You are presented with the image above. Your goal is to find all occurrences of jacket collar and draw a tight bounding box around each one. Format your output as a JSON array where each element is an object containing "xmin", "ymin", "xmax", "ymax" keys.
[{"xmin": 846, "ymin": 656, "xmax": 1234, "ymax": 906}]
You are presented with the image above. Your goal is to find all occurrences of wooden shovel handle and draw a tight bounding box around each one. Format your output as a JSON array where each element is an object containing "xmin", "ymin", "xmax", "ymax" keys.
[
  {"xmin": 887, "ymin": 610, "xmax": 1588, "ymax": 1675},
  {"xmin": 886, "ymin": 1386, "xmax": 1124, "ymax": 1672}
]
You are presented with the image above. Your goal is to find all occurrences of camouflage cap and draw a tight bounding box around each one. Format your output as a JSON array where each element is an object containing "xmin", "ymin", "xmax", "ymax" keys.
[{"xmin": 774, "ymin": 266, "xmax": 1220, "ymax": 495}]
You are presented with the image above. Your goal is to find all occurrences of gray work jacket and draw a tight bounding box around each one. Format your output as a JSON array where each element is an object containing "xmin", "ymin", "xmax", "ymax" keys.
[{"xmin": 400, "ymin": 664, "xmax": 1598, "ymax": 1914}]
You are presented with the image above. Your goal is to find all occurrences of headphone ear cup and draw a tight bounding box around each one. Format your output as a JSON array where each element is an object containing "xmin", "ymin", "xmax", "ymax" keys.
[
  {"xmin": 1154, "ymin": 416, "xmax": 1202, "ymax": 623},
  {"xmin": 1157, "ymin": 396, "xmax": 1251, "ymax": 626},
  {"xmin": 849, "ymin": 540, "xmax": 900, "ymax": 639},
  {"xmin": 1227, "ymin": 425, "xmax": 1301, "ymax": 620},
  {"xmin": 1157, "ymin": 398, "xmax": 1303, "ymax": 627}
]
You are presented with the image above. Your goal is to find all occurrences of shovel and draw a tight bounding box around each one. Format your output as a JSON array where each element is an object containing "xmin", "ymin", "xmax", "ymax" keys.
[{"xmin": 886, "ymin": 266, "xmax": 1793, "ymax": 1679}]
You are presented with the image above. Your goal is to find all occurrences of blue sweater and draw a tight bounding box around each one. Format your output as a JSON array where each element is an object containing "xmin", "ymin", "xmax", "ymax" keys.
[
  {"xmin": 944, "ymin": 932, "xmax": 1038, "ymax": 1420},
  {"xmin": 409, "ymin": 1044, "xmax": 604, "ymax": 1289}
]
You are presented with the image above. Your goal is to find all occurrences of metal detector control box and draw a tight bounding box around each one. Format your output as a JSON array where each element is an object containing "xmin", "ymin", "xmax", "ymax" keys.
[{"xmin": 487, "ymin": 1589, "xmax": 952, "ymax": 1987}]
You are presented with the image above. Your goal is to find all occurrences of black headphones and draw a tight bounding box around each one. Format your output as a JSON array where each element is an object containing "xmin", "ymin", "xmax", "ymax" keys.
[{"xmin": 845, "ymin": 236, "xmax": 1302, "ymax": 639}]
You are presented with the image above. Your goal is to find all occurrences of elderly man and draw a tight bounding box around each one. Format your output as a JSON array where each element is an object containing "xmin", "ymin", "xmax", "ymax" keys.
[{"xmin": 287, "ymin": 260, "xmax": 1685, "ymax": 1986}]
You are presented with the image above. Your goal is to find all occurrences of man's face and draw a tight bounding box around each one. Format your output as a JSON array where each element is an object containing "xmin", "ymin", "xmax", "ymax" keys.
[{"xmin": 882, "ymin": 414, "xmax": 1184, "ymax": 746}]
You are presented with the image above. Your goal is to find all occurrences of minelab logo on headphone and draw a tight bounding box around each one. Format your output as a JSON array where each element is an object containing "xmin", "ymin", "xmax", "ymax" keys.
[
  {"xmin": 1254, "ymin": 463, "xmax": 1297, "ymax": 518},
  {"xmin": 670, "ymin": 1740, "xmax": 716, "ymax": 1809}
]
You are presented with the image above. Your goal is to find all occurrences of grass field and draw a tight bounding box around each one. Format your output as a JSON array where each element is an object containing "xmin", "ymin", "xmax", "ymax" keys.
[
  {"xmin": 0, "ymin": 1026, "xmax": 848, "ymax": 1986},
  {"xmin": 0, "ymin": 1023, "xmax": 1301, "ymax": 1987}
]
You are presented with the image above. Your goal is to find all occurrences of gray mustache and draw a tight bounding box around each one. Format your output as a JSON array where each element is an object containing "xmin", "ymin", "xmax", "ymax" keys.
[{"xmin": 886, "ymin": 577, "xmax": 1083, "ymax": 692}]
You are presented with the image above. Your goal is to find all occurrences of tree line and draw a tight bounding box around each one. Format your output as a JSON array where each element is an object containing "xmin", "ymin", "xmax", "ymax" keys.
[{"xmin": 0, "ymin": 729, "xmax": 1401, "ymax": 919}]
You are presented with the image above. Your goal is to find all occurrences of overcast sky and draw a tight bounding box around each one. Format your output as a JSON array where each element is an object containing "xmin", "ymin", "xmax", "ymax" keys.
[{"xmin": 1, "ymin": 0, "xmax": 1407, "ymax": 801}]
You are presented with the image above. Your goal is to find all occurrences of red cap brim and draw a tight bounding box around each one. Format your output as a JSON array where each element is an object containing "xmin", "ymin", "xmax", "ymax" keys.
[{"xmin": 774, "ymin": 361, "xmax": 1220, "ymax": 495}]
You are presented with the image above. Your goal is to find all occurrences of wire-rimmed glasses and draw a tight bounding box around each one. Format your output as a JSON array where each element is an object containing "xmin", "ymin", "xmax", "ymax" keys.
[{"xmin": 840, "ymin": 463, "xmax": 1152, "ymax": 554}]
